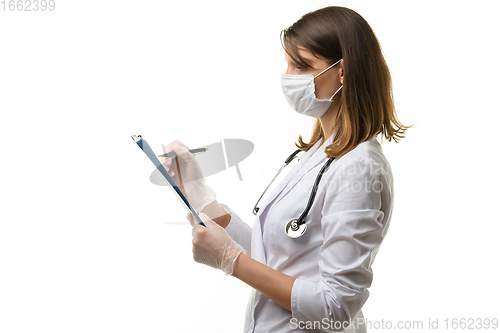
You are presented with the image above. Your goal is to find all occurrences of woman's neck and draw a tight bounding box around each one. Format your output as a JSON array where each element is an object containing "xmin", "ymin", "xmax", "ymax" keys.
[{"xmin": 320, "ymin": 102, "xmax": 341, "ymax": 140}]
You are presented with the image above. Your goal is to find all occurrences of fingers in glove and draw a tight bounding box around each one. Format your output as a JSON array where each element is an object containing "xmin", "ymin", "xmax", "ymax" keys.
[
  {"xmin": 159, "ymin": 147, "xmax": 180, "ymax": 180},
  {"xmin": 162, "ymin": 141, "xmax": 192, "ymax": 179},
  {"xmin": 160, "ymin": 144, "xmax": 176, "ymax": 171},
  {"xmin": 186, "ymin": 213, "xmax": 197, "ymax": 237},
  {"xmin": 172, "ymin": 144, "xmax": 196, "ymax": 164},
  {"xmin": 162, "ymin": 159, "xmax": 176, "ymax": 178},
  {"xmin": 163, "ymin": 140, "xmax": 190, "ymax": 156},
  {"xmin": 192, "ymin": 213, "xmax": 207, "ymax": 234},
  {"xmin": 191, "ymin": 213, "xmax": 213, "ymax": 243},
  {"xmin": 186, "ymin": 212, "xmax": 196, "ymax": 228}
]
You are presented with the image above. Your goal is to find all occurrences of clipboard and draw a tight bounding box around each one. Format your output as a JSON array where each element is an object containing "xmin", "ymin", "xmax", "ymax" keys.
[{"xmin": 131, "ymin": 134, "xmax": 206, "ymax": 226}]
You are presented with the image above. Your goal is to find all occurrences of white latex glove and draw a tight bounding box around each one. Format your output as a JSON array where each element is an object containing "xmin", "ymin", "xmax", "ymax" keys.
[
  {"xmin": 189, "ymin": 212, "xmax": 246, "ymax": 276},
  {"xmin": 161, "ymin": 140, "xmax": 216, "ymax": 213}
]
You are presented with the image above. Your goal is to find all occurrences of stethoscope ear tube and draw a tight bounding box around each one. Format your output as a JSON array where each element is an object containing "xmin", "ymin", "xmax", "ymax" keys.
[
  {"xmin": 284, "ymin": 149, "xmax": 302, "ymax": 164},
  {"xmin": 253, "ymin": 149, "xmax": 302, "ymax": 215}
]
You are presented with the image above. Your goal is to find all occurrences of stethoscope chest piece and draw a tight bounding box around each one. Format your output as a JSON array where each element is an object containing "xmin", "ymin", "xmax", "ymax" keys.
[{"xmin": 285, "ymin": 219, "xmax": 307, "ymax": 238}]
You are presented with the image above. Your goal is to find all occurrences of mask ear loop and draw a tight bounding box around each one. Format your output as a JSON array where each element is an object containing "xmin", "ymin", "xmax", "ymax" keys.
[
  {"xmin": 314, "ymin": 58, "xmax": 342, "ymax": 78},
  {"xmin": 329, "ymin": 85, "xmax": 343, "ymax": 101}
]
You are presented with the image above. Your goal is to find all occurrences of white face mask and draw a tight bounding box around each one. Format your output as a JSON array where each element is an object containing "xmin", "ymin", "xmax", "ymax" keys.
[{"xmin": 281, "ymin": 58, "xmax": 343, "ymax": 118}]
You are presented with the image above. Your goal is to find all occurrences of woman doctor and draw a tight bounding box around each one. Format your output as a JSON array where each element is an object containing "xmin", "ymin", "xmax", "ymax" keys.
[{"xmin": 162, "ymin": 6, "xmax": 411, "ymax": 333}]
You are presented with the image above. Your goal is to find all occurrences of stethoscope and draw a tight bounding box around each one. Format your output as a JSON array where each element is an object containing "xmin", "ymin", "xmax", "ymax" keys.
[{"xmin": 253, "ymin": 149, "xmax": 335, "ymax": 238}]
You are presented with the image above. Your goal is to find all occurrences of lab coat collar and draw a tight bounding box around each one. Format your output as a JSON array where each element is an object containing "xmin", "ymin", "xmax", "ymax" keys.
[{"xmin": 270, "ymin": 135, "xmax": 335, "ymax": 207}]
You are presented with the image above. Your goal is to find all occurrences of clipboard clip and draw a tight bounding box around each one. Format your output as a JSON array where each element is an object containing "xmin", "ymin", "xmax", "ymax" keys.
[{"xmin": 131, "ymin": 134, "xmax": 142, "ymax": 142}]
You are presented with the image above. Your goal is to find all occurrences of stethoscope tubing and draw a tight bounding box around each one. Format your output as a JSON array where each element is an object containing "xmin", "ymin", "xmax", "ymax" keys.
[
  {"xmin": 295, "ymin": 157, "xmax": 335, "ymax": 226},
  {"xmin": 253, "ymin": 148, "xmax": 335, "ymax": 238}
]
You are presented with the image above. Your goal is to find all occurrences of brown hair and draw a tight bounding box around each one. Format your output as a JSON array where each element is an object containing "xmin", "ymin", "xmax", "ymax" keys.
[{"xmin": 281, "ymin": 6, "xmax": 413, "ymax": 158}]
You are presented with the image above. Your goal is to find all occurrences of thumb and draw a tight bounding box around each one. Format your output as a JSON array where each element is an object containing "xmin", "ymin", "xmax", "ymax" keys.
[{"xmin": 199, "ymin": 213, "xmax": 217, "ymax": 228}]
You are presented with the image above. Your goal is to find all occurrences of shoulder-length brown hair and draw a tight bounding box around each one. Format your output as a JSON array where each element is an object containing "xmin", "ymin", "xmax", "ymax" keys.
[{"xmin": 281, "ymin": 6, "xmax": 413, "ymax": 158}]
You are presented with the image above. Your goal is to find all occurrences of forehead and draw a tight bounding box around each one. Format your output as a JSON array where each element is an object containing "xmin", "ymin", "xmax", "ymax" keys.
[{"xmin": 285, "ymin": 45, "xmax": 324, "ymax": 67}]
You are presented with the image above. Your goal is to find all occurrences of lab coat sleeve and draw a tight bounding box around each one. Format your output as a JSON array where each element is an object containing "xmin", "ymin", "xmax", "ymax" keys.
[
  {"xmin": 220, "ymin": 203, "xmax": 252, "ymax": 256},
  {"xmin": 291, "ymin": 157, "xmax": 390, "ymax": 330}
]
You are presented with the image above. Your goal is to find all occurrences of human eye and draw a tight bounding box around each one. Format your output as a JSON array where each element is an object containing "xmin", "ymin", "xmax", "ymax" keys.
[{"xmin": 294, "ymin": 64, "xmax": 305, "ymax": 73}]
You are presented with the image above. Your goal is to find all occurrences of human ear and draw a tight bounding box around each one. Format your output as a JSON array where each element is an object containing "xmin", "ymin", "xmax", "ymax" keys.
[{"xmin": 339, "ymin": 59, "xmax": 344, "ymax": 85}]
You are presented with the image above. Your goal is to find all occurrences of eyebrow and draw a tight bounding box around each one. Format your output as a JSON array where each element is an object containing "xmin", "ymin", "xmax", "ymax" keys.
[
  {"xmin": 285, "ymin": 47, "xmax": 315, "ymax": 69},
  {"xmin": 296, "ymin": 48, "xmax": 323, "ymax": 66}
]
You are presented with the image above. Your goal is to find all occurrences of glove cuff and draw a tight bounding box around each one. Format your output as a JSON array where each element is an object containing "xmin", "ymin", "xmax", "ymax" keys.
[
  {"xmin": 193, "ymin": 185, "xmax": 217, "ymax": 213},
  {"xmin": 222, "ymin": 243, "xmax": 246, "ymax": 276}
]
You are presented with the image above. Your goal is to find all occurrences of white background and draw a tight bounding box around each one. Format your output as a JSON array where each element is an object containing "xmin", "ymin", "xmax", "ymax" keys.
[{"xmin": 1, "ymin": 0, "xmax": 499, "ymax": 332}]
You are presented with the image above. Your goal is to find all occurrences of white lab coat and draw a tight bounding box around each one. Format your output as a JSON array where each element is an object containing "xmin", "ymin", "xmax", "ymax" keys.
[{"xmin": 222, "ymin": 134, "xmax": 394, "ymax": 333}]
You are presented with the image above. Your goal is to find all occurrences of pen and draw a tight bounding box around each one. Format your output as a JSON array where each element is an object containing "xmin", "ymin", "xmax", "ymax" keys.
[{"xmin": 157, "ymin": 148, "xmax": 208, "ymax": 158}]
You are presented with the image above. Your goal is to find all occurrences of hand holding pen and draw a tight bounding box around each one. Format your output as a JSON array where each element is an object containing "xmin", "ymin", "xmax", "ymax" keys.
[{"xmin": 160, "ymin": 140, "xmax": 216, "ymax": 214}]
